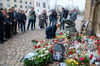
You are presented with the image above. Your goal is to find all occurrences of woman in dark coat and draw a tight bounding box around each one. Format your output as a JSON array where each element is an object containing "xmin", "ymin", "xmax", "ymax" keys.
[
  {"xmin": 4, "ymin": 9, "xmax": 12, "ymax": 39},
  {"xmin": 39, "ymin": 13, "xmax": 45, "ymax": 29}
]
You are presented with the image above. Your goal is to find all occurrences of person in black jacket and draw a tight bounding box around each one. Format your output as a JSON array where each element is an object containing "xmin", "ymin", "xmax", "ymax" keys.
[
  {"xmin": 21, "ymin": 11, "xmax": 26, "ymax": 32},
  {"xmin": 46, "ymin": 24, "xmax": 60, "ymax": 39},
  {"xmin": 51, "ymin": 10, "xmax": 57, "ymax": 26},
  {"xmin": 4, "ymin": 8, "xmax": 12, "ymax": 39},
  {"xmin": 0, "ymin": 8, "xmax": 6, "ymax": 44},
  {"xmin": 60, "ymin": 8, "xmax": 69, "ymax": 30},
  {"xmin": 11, "ymin": 7, "xmax": 18, "ymax": 34},
  {"xmin": 8, "ymin": 8, "xmax": 13, "ymax": 35}
]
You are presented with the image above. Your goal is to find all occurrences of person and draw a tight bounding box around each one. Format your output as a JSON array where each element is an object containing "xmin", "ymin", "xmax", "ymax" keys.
[
  {"xmin": 27, "ymin": 7, "xmax": 36, "ymax": 30},
  {"xmin": 70, "ymin": 9, "xmax": 77, "ymax": 22},
  {"xmin": 42, "ymin": 10, "xmax": 48, "ymax": 28},
  {"xmin": 46, "ymin": 24, "xmax": 60, "ymax": 39},
  {"xmin": 3, "ymin": 8, "xmax": 12, "ymax": 39},
  {"xmin": 20, "ymin": 11, "xmax": 26, "ymax": 32},
  {"xmin": 17, "ymin": 9, "xmax": 22, "ymax": 30},
  {"xmin": 39, "ymin": 13, "xmax": 45, "ymax": 29},
  {"xmin": 11, "ymin": 7, "xmax": 18, "ymax": 34},
  {"xmin": 0, "ymin": 8, "xmax": 6, "ymax": 44},
  {"xmin": 51, "ymin": 10, "xmax": 58, "ymax": 26},
  {"xmin": 60, "ymin": 8, "xmax": 69, "ymax": 30},
  {"xmin": 8, "ymin": 8, "xmax": 13, "ymax": 35}
]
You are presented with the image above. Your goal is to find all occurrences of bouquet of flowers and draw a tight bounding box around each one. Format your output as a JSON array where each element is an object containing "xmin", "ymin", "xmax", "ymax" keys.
[{"xmin": 66, "ymin": 59, "xmax": 79, "ymax": 66}]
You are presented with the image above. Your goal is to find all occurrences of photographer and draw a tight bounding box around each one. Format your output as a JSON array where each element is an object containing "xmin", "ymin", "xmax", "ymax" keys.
[{"xmin": 27, "ymin": 7, "xmax": 36, "ymax": 30}]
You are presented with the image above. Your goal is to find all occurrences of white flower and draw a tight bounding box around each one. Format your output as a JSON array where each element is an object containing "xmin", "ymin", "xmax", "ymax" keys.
[
  {"xmin": 45, "ymin": 50, "xmax": 49, "ymax": 54},
  {"xmin": 37, "ymin": 42, "xmax": 40, "ymax": 45},
  {"xmin": 40, "ymin": 54, "xmax": 44, "ymax": 57},
  {"xmin": 43, "ymin": 48, "xmax": 46, "ymax": 50}
]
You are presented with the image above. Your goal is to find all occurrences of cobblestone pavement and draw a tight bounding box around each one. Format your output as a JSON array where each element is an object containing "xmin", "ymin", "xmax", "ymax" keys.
[{"xmin": 0, "ymin": 16, "xmax": 83, "ymax": 66}]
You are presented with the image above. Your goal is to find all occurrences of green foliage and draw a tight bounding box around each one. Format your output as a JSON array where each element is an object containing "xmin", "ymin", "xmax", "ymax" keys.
[{"xmin": 24, "ymin": 53, "xmax": 53, "ymax": 66}]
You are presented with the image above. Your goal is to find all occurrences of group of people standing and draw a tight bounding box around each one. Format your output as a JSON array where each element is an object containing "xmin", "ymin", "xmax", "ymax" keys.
[
  {"xmin": 0, "ymin": 6, "xmax": 77, "ymax": 44},
  {"xmin": 39, "ymin": 7, "xmax": 77, "ymax": 31},
  {"xmin": 0, "ymin": 7, "xmax": 27, "ymax": 44}
]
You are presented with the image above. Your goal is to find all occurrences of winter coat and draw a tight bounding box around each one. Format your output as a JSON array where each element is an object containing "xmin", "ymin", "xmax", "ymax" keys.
[{"xmin": 46, "ymin": 25, "xmax": 57, "ymax": 39}]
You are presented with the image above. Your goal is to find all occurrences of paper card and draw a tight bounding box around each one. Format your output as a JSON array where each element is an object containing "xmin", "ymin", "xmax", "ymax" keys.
[{"xmin": 60, "ymin": 62, "xmax": 66, "ymax": 66}]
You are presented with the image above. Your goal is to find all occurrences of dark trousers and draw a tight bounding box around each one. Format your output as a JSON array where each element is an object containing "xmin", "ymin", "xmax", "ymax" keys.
[
  {"xmin": 0, "ymin": 25, "xmax": 4, "ymax": 42},
  {"xmin": 49, "ymin": 20, "xmax": 52, "ymax": 26},
  {"xmin": 60, "ymin": 22, "xmax": 65, "ymax": 30},
  {"xmin": 44, "ymin": 20, "xmax": 47, "ymax": 27},
  {"xmin": 5, "ymin": 24, "xmax": 11, "ymax": 39},
  {"xmin": 12, "ymin": 21, "xmax": 17, "ymax": 33},
  {"xmin": 21, "ymin": 22, "xmax": 26, "ymax": 32},
  {"xmin": 27, "ymin": 19, "xmax": 35, "ymax": 30}
]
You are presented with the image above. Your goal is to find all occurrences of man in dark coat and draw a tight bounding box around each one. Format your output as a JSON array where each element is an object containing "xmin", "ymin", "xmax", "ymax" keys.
[
  {"xmin": 60, "ymin": 8, "xmax": 69, "ymax": 30},
  {"xmin": 8, "ymin": 8, "xmax": 13, "ymax": 35},
  {"xmin": 11, "ymin": 7, "xmax": 18, "ymax": 34},
  {"xmin": 46, "ymin": 24, "xmax": 60, "ymax": 39},
  {"xmin": 20, "ymin": 11, "xmax": 26, "ymax": 32},
  {"xmin": 0, "ymin": 8, "xmax": 6, "ymax": 44}
]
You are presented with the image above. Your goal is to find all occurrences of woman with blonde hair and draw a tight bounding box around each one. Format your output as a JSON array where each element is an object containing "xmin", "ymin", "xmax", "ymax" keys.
[{"xmin": 3, "ymin": 8, "xmax": 11, "ymax": 39}]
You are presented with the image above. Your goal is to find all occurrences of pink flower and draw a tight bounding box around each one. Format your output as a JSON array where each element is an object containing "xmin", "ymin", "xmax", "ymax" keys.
[
  {"xmin": 80, "ymin": 57, "xmax": 84, "ymax": 61},
  {"xmin": 40, "ymin": 41, "xmax": 44, "ymax": 43},
  {"xmin": 84, "ymin": 46, "xmax": 86, "ymax": 48}
]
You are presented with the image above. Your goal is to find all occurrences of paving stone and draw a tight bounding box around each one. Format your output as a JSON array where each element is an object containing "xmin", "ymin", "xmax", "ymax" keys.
[{"xmin": 9, "ymin": 60, "xmax": 17, "ymax": 65}]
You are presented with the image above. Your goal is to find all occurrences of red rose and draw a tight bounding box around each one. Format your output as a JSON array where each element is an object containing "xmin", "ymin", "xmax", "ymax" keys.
[
  {"xmin": 70, "ymin": 51, "xmax": 72, "ymax": 54},
  {"xmin": 95, "ymin": 42, "xmax": 97, "ymax": 45},
  {"xmin": 60, "ymin": 33, "xmax": 63, "ymax": 35},
  {"xmin": 38, "ymin": 45, "xmax": 40, "ymax": 48},
  {"xmin": 90, "ymin": 55, "xmax": 93, "ymax": 60},
  {"xmin": 82, "ymin": 41, "xmax": 84, "ymax": 44},
  {"xmin": 89, "ymin": 36, "xmax": 92, "ymax": 38},
  {"xmin": 34, "ymin": 45, "xmax": 37, "ymax": 49},
  {"xmin": 46, "ymin": 44, "xmax": 48, "ymax": 46},
  {"xmin": 53, "ymin": 40, "xmax": 55, "ymax": 42},
  {"xmin": 68, "ymin": 39, "xmax": 70, "ymax": 41},
  {"xmin": 36, "ymin": 41, "xmax": 38, "ymax": 43},
  {"xmin": 78, "ymin": 41, "xmax": 81, "ymax": 43},
  {"xmin": 40, "ymin": 41, "xmax": 44, "ymax": 43},
  {"xmin": 49, "ymin": 50, "xmax": 52, "ymax": 53},
  {"xmin": 98, "ymin": 58, "xmax": 100, "ymax": 61},
  {"xmin": 97, "ymin": 40, "xmax": 99, "ymax": 42},
  {"xmin": 92, "ymin": 37, "xmax": 94, "ymax": 40}
]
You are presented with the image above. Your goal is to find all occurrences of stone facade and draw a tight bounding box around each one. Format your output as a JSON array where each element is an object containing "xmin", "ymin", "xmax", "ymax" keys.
[
  {"xmin": 0, "ymin": 0, "xmax": 34, "ymax": 12},
  {"xmin": 84, "ymin": 0, "xmax": 100, "ymax": 35}
]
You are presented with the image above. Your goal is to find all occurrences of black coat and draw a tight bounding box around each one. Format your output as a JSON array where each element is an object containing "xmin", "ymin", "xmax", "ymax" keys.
[
  {"xmin": 8, "ymin": 12, "xmax": 13, "ymax": 22},
  {"xmin": 0, "ymin": 12, "xmax": 5, "ymax": 25},
  {"xmin": 12, "ymin": 11, "xmax": 18, "ymax": 20},
  {"xmin": 51, "ymin": 11, "xmax": 57, "ymax": 19},
  {"xmin": 62, "ymin": 10, "xmax": 69, "ymax": 19},
  {"xmin": 60, "ymin": 10, "xmax": 69, "ymax": 21},
  {"xmin": 21, "ymin": 14, "xmax": 26, "ymax": 22},
  {"xmin": 46, "ymin": 25, "xmax": 57, "ymax": 39}
]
